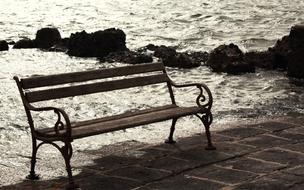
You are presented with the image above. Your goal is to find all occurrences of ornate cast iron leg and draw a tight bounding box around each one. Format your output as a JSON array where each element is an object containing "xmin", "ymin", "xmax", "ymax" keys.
[
  {"xmin": 165, "ymin": 118, "xmax": 177, "ymax": 144},
  {"xmin": 26, "ymin": 137, "xmax": 40, "ymax": 180},
  {"xmin": 61, "ymin": 142, "xmax": 79, "ymax": 190},
  {"xmin": 196, "ymin": 113, "xmax": 216, "ymax": 150}
]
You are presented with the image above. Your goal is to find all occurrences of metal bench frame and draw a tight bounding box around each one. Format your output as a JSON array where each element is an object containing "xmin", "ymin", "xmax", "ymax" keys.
[{"xmin": 14, "ymin": 62, "xmax": 215, "ymax": 189}]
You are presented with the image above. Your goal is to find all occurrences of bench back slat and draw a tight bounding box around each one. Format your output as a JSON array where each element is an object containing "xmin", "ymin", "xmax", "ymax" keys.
[
  {"xmin": 21, "ymin": 63, "xmax": 165, "ymax": 89},
  {"xmin": 25, "ymin": 73, "xmax": 169, "ymax": 102}
]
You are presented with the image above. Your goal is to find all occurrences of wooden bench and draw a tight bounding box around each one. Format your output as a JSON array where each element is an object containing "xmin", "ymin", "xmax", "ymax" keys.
[{"xmin": 14, "ymin": 62, "xmax": 215, "ymax": 189}]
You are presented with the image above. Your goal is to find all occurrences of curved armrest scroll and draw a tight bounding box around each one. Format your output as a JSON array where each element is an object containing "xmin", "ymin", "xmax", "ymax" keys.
[
  {"xmin": 27, "ymin": 104, "xmax": 72, "ymax": 140},
  {"xmin": 170, "ymin": 81, "xmax": 213, "ymax": 111}
]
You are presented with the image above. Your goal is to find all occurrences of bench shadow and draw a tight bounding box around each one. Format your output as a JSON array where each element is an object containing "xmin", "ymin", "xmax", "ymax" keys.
[
  {"xmin": 0, "ymin": 132, "xmax": 234, "ymax": 190},
  {"xmin": 0, "ymin": 135, "xmax": 218, "ymax": 190}
]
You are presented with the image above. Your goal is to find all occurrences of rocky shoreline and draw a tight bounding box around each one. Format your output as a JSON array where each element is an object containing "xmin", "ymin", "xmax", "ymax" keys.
[{"xmin": 1, "ymin": 25, "xmax": 304, "ymax": 79}]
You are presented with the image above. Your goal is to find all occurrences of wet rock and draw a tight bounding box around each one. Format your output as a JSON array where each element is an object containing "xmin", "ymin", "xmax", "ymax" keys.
[
  {"xmin": 141, "ymin": 44, "xmax": 200, "ymax": 68},
  {"xmin": 287, "ymin": 49, "xmax": 304, "ymax": 78},
  {"xmin": 0, "ymin": 40, "xmax": 9, "ymax": 51},
  {"xmin": 244, "ymin": 51, "xmax": 274, "ymax": 69},
  {"xmin": 153, "ymin": 45, "xmax": 177, "ymax": 59},
  {"xmin": 286, "ymin": 25, "xmax": 304, "ymax": 79},
  {"xmin": 48, "ymin": 38, "xmax": 69, "ymax": 52},
  {"xmin": 100, "ymin": 50, "xmax": 153, "ymax": 64},
  {"xmin": 188, "ymin": 51, "xmax": 209, "ymax": 65},
  {"xmin": 13, "ymin": 38, "xmax": 36, "ymax": 49},
  {"xmin": 35, "ymin": 27, "xmax": 62, "ymax": 49},
  {"xmin": 163, "ymin": 53, "xmax": 199, "ymax": 68},
  {"xmin": 67, "ymin": 28, "xmax": 127, "ymax": 57},
  {"xmin": 206, "ymin": 43, "xmax": 255, "ymax": 74},
  {"xmin": 268, "ymin": 36, "xmax": 290, "ymax": 70},
  {"xmin": 7, "ymin": 41, "xmax": 15, "ymax": 45},
  {"xmin": 289, "ymin": 25, "xmax": 304, "ymax": 50}
]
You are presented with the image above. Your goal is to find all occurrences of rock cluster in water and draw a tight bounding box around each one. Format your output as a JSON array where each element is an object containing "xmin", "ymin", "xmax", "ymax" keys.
[
  {"xmin": 206, "ymin": 43, "xmax": 255, "ymax": 74},
  {"xmin": 0, "ymin": 40, "xmax": 9, "ymax": 51},
  {"xmin": 2, "ymin": 25, "xmax": 304, "ymax": 79},
  {"xmin": 13, "ymin": 28, "xmax": 62, "ymax": 49},
  {"xmin": 67, "ymin": 28, "xmax": 127, "ymax": 57},
  {"xmin": 243, "ymin": 25, "xmax": 304, "ymax": 78}
]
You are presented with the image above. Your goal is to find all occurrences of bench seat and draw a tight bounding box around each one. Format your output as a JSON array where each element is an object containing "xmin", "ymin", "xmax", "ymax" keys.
[{"xmin": 36, "ymin": 105, "xmax": 205, "ymax": 140}]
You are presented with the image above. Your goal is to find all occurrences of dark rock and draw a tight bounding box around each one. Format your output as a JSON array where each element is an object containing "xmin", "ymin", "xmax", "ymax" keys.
[
  {"xmin": 206, "ymin": 43, "xmax": 255, "ymax": 74},
  {"xmin": 8, "ymin": 41, "xmax": 15, "ymax": 45},
  {"xmin": 153, "ymin": 45, "xmax": 177, "ymax": 59},
  {"xmin": 286, "ymin": 25, "xmax": 304, "ymax": 79},
  {"xmin": 48, "ymin": 44, "xmax": 68, "ymax": 52},
  {"xmin": 67, "ymin": 28, "xmax": 127, "ymax": 57},
  {"xmin": 244, "ymin": 51, "xmax": 274, "ymax": 69},
  {"xmin": 48, "ymin": 38, "xmax": 69, "ymax": 52},
  {"xmin": 163, "ymin": 53, "xmax": 200, "ymax": 68},
  {"xmin": 0, "ymin": 40, "xmax": 9, "ymax": 51},
  {"xmin": 289, "ymin": 25, "xmax": 304, "ymax": 50},
  {"xmin": 287, "ymin": 49, "xmax": 304, "ymax": 78},
  {"xmin": 269, "ymin": 36, "xmax": 290, "ymax": 70},
  {"xmin": 145, "ymin": 44, "xmax": 159, "ymax": 51},
  {"xmin": 141, "ymin": 44, "xmax": 200, "ymax": 68},
  {"xmin": 100, "ymin": 50, "xmax": 153, "ymax": 64},
  {"xmin": 35, "ymin": 28, "xmax": 62, "ymax": 49},
  {"xmin": 13, "ymin": 38, "xmax": 36, "ymax": 49},
  {"xmin": 263, "ymin": 25, "xmax": 304, "ymax": 75},
  {"xmin": 188, "ymin": 51, "xmax": 209, "ymax": 65}
]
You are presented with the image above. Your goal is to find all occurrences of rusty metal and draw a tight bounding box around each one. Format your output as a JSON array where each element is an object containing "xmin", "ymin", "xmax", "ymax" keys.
[
  {"xmin": 165, "ymin": 118, "xmax": 177, "ymax": 144},
  {"xmin": 169, "ymin": 80, "xmax": 215, "ymax": 149},
  {"xmin": 195, "ymin": 112, "xmax": 216, "ymax": 150},
  {"xmin": 14, "ymin": 76, "xmax": 78, "ymax": 189}
]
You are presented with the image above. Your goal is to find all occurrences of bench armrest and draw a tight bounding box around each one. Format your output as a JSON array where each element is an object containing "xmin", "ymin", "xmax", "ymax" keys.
[
  {"xmin": 170, "ymin": 81, "xmax": 213, "ymax": 111},
  {"xmin": 27, "ymin": 104, "xmax": 72, "ymax": 140}
]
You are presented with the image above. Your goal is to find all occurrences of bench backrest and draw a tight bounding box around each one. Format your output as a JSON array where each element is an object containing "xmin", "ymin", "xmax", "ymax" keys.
[{"xmin": 14, "ymin": 62, "xmax": 175, "ymax": 104}]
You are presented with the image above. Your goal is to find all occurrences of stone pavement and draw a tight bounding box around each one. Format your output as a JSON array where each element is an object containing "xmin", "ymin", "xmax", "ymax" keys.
[{"xmin": 1, "ymin": 115, "xmax": 304, "ymax": 190}]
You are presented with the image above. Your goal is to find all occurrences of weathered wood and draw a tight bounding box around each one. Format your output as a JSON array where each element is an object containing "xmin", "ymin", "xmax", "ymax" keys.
[
  {"xmin": 37, "ymin": 106, "xmax": 203, "ymax": 139},
  {"xmin": 21, "ymin": 62, "xmax": 165, "ymax": 89},
  {"xmin": 37, "ymin": 104, "xmax": 178, "ymax": 134},
  {"xmin": 26, "ymin": 73, "xmax": 169, "ymax": 102}
]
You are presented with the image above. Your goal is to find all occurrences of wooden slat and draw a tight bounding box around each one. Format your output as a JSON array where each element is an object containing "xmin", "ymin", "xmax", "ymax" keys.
[
  {"xmin": 36, "ymin": 104, "xmax": 178, "ymax": 134},
  {"xmin": 26, "ymin": 73, "xmax": 169, "ymax": 102},
  {"xmin": 21, "ymin": 62, "xmax": 165, "ymax": 89},
  {"xmin": 37, "ymin": 106, "xmax": 203, "ymax": 139}
]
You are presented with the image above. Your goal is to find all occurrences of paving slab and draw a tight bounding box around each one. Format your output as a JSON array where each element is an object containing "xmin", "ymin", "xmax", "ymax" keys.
[
  {"xmin": 273, "ymin": 130, "xmax": 304, "ymax": 143},
  {"xmin": 1, "ymin": 116, "xmax": 304, "ymax": 190},
  {"xmin": 233, "ymin": 177, "xmax": 291, "ymax": 190},
  {"xmin": 282, "ymin": 142, "xmax": 304, "ymax": 153},
  {"xmin": 214, "ymin": 141, "xmax": 257, "ymax": 156},
  {"xmin": 185, "ymin": 165, "xmax": 257, "ymax": 185},
  {"xmin": 135, "ymin": 175, "xmax": 225, "ymax": 190},
  {"xmin": 142, "ymin": 156, "xmax": 198, "ymax": 173},
  {"xmin": 249, "ymin": 148, "xmax": 304, "ymax": 166},
  {"xmin": 216, "ymin": 127, "xmax": 267, "ymax": 139},
  {"xmin": 248, "ymin": 121, "xmax": 297, "ymax": 132},
  {"xmin": 216, "ymin": 157, "xmax": 285, "ymax": 174},
  {"xmin": 283, "ymin": 166, "xmax": 304, "ymax": 176},
  {"xmin": 104, "ymin": 165, "xmax": 171, "ymax": 183},
  {"xmin": 238, "ymin": 134, "xmax": 291, "ymax": 148},
  {"xmin": 172, "ymin": 146, "xmax": 231, "ymax": 165}
]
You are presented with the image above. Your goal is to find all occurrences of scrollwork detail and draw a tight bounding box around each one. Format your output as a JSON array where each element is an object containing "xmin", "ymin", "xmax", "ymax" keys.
[
  {"xmin": 196, "ymin": 85, "xmax": 207, "ymax": 107},
  {"xmin": 54, "ymin": 109, "xmax": 65, "ymax": 135}
]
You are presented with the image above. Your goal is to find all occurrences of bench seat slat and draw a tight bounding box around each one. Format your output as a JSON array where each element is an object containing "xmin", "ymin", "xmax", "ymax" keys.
[
  {"xmin": 21, "ymin": 63, "xmax": 165, "ymax": 89},
  {"xmin": 26, "ymin": 73, "xmax": 169, "ymax": 102},
  {"xmin": 37, "ymin": 104, "xmax": 177, "ymax": 134},
  {"xmin": 36, "ymin": 106, "xmax": 204, "ymax": 140}
]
